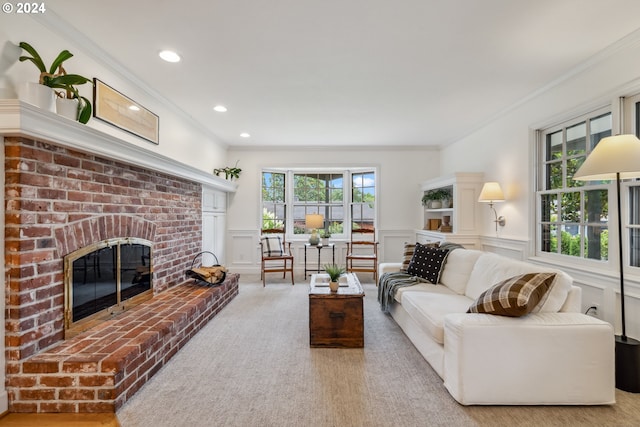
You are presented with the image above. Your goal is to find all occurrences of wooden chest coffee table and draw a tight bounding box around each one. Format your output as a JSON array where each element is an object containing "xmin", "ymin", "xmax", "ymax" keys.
[{"xmin": 309, "ymin": 273, "xmax": 364, "ymax": 348}]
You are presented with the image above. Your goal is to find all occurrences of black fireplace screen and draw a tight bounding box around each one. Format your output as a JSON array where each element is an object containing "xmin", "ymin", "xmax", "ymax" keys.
[{"xmin": 64, "ymin": 238, "xmax": 152, "ymax": 334}]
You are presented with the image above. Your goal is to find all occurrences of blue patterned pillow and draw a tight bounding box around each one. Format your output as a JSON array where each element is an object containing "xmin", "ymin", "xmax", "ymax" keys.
[{"xmin": 406, "ymin": 244, "xmax": 450, "ymax": 284}]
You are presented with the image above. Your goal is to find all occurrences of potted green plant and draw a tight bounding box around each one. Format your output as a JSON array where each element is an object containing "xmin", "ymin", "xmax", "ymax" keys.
[
  {"xmin": 320, "ymin": 229, "xmax": 331, "ymax": 245},
  {"xmin": 324, "ymin": 264, "xmax": 345, "ymax": 292},
  {"xmin": 421, "ymin": 188, "xmax": 452, "ymax": 209},
  {"xmin": 18, "ymin": 42, "xmax": 93, "ymax": 123},
  {"xmin": 214, "ymin": 161, "xmax": 242, "ymax": 180}
]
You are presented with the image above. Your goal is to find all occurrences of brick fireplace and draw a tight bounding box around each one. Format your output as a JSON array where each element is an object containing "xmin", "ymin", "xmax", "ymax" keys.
[{"xmin": 3, "ymin": 133, "xmax": 237, "ymax": 412}]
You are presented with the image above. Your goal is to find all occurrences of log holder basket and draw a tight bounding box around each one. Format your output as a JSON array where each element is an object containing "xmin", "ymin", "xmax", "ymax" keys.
[{"xmin": 185, "ymin": 251, "xmax": 226, "ymax": 285}]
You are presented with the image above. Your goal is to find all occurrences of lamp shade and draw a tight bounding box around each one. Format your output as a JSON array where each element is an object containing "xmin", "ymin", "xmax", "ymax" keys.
[
  {"xmin": 574, "ymin": 134, "xmax": 640, "ymax": 181},
  {"xmin": 478, "ymin": 182, "xmax": 505, "ymax": 202},
  {"xmin": 305, "ymin": 214, "xmax": 324, "ymax": 229}
]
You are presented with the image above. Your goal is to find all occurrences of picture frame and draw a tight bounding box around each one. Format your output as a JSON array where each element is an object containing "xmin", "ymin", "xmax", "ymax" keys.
[{"xmin": 93, "ymin": 78, "xmax": 159, "ymax": 144}]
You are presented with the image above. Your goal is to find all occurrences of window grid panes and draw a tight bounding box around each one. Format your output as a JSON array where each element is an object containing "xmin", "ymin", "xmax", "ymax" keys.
[
  {"xmin": 538, "ymin": 111, "xmax": 611, "ymax": 260},
  {"xmin": 261, "ymin": 169, "xmax": 375, "ymax": 236},
  {"xmin": 261, "ymin": 172, "xmax": 286, "ymax": 230},
  {"xmin": 351, "ymin": 172, "xmax": 375, "ymax": 231},
  {"xmin": 292, "ymin": 173, "xmax": 344, "ymax": 234}
]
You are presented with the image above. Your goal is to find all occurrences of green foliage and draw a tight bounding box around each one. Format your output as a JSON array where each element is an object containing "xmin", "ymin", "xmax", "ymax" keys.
[
  {"xmin": 549, "ymin": 229, "xmax": 608, "ymax": 260},
  {"xmin": 422, "ymin": 188, "xmax": 451, "ymax": 206},
  {"xmin": 323, "ymin": 264, "xmax": 345, "ymax": 281},
  {"xmin": 262, "ymin": 208, "xmax": 283, "ymax": 229},
  {"xmin": 214, "ymin": 161, "xmax": 241, "ymax": 180},
  {"xmin": 19, "ymin": 42, "xmax": 93, "ymax": 123}
]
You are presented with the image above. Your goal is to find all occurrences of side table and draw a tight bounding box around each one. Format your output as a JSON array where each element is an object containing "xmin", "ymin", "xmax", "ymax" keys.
[{"xmin": 304, "ymin": 243, "xmax": 335, "ymax": 278}]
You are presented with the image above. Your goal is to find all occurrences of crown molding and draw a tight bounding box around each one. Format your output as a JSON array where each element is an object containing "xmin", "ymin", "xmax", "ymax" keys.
[{"xmin": 0, "ymin": 100, "xmax": 236, "ymax": 192}]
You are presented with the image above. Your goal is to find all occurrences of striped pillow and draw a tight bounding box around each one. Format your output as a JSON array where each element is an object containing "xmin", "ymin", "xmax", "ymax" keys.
[
  {"xmin": 261, "ymin": 236, "xmax": 285, "ymax": 256},
  {"xmin": 467, "ymin": 272, "xmax": 556, "ymax": 317}
]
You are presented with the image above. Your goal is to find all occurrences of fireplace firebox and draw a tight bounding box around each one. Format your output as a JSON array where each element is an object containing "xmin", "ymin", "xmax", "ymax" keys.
[{"xmin": 63, "ymin": 237, "xmax": 153, "ymax": 337}]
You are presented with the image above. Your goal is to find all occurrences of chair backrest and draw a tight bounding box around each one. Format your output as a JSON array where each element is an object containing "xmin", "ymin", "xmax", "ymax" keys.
[
  {"xmin": 261, "ymin": 228, "xmax": 286, "ymax": 241},
  {"xmin": 351, "ymin": 228, "xmax": 376, "ymax": 243},
  {"xmin": 350, "ymin": 228, "xmax": 377, "ymax": 252}
]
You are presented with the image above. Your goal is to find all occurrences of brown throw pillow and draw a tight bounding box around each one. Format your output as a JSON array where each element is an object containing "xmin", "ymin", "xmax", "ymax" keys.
[{"xmin": 467, "ymin": 272, "xmax": 556, "ymax": 317}]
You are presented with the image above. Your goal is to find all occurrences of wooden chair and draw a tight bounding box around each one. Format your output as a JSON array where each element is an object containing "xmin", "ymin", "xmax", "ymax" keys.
[
  {"xmin": 260, "ymin": 228, "xmax": 294, "ymax": 286},
  {"xmin": 345, "ymin": 228, "xmax": 378, "ymax": 283}
]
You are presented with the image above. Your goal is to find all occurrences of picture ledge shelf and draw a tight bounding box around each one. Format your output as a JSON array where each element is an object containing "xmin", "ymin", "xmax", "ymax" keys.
[{"xmin": 0, "ymin": 100, "xmax": 236, "ymax": 193}]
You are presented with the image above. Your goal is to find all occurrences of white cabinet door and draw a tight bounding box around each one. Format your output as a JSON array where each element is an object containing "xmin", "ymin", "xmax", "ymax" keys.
[{"xmin": 203, "ymin": 212, "xmax": 226, "ymax": 265}]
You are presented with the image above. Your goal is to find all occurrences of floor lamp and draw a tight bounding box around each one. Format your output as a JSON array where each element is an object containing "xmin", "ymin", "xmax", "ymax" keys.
[{"xmin": 573, "ymin": 134, "xmax": 640, "ymax": 393}]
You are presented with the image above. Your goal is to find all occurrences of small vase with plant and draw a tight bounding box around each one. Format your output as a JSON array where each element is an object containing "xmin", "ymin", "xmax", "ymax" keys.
[
  {"xmin": 320, "ymin": 229, "xmax": 331, "ymax": 245},
  {"xmin": 18, "ymin": 42, "xmax": 93, "ymax": 123},
  {"xmin": 421, "ymin": 188, "xmax": 452, "ymax": 209},
  {"xmin": 324, "ymin": 264, "xmax": 345, "ymax": 292}
]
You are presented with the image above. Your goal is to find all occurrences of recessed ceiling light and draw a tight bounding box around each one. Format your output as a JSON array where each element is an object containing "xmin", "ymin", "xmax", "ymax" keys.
[
  {"xmin": 240, "ymin": 133, "xmax": 250, "ymax": 138},
  {"xmin": 129, "ymin": 105, "xmax": 140, "ymax": 111},
  {"xmin": 159, "ymin": 50, "xmax": 181, "ymax": 63},
  {"xmin": 213, "ymin": 105, "xmax": 228, "ymax": 112}
]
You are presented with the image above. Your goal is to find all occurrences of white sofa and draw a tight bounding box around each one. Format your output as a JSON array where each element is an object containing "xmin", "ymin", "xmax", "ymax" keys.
[{"xmin": 379, "ymin": 248, "xmax": 615, "ymax": 405}]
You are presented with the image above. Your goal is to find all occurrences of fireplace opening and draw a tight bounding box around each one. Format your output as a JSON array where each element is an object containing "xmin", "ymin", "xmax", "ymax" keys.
[{"xmin": 64, "ymin": 237, "xmax": 153, "ymax": 337}]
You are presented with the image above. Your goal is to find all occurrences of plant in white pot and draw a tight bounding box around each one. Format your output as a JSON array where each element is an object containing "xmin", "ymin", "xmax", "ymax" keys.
[
  {"xmin": 421, "ymin": 188, "xmax": 451, "ymax": 209},
  {"xmin": 18, "ymin": 42, "xmax": 93, "ymax": 123},
  {"xmin": 324, "ymin": 264, "xmax": 345, "ymax": 293}
]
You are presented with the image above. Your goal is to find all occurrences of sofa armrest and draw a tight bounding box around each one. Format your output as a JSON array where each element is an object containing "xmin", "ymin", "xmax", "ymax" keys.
[
  {"xmin": 443, "ymin": 312, "xmax": 615, "ymax": 405},
  {"xmin": 379, "ymin": 262, "xmax": 402, "ymax": 275}
]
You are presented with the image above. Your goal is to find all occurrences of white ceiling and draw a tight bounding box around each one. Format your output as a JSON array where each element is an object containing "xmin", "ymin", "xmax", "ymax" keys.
[{"xmin": 43, "ymin": 0, "xmax": 640, "ymax": 148}]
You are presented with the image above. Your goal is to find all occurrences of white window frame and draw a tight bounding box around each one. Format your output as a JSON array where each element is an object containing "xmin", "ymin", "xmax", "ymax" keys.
[
  {"xmin": 260, "ymin": 167, "xmax": 377, "ymax": 240},
  {"xmin": 534, "ymin": 107, "xmax": 616, "ymax": 268}
]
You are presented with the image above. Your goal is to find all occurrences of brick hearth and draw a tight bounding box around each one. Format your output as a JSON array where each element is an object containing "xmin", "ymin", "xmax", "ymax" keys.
[
  {"xmin": 8, "ymin": 274, "xmax": 239, "ymax": 413},
  {"xmin": 4, "ymin": 135, "xmax": 236, "ymax": 413}
]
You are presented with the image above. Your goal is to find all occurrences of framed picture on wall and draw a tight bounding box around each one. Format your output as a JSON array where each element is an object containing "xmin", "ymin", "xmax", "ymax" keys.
[{"xmin": 93, "ymin": 78, "xmax": 159, "ymax": 144}]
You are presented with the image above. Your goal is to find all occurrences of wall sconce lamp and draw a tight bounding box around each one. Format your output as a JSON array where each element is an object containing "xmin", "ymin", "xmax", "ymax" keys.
[
  {"xmin": 478, "ymin": 182, "xmax": 505, "ymax": 235},
  {"xmin": 305, "ymin": 214, "xmax": 324, "ymax": 245}
]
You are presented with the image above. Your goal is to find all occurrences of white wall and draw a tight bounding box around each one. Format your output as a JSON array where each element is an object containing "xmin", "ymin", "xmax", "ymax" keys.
[
  {"xmin": 440, "ymin": 31, "xmax": 640, "ymax": 338},
  {"xmin": 225, "ymin": 146, "xmax": 440, "ymax": 274},
  {"xmin": 0, "ymin": 14, "xmax": 228, "ymax": 172}
]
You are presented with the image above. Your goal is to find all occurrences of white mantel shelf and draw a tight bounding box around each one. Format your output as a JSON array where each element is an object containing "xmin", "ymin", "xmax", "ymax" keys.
[{"xmin": 0, "ymin": 100, "xmax": 237, "ymax": 193}]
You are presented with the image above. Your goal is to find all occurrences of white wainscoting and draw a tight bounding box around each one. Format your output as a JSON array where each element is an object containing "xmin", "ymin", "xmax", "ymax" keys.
[{"xmin": 227, "ymin": 229, "xmax": 416, "ymax": 275}]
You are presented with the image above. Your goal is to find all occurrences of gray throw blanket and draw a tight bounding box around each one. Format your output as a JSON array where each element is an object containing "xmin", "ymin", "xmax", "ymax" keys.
[
  {"xmin": 377, "ymin": 272, "xmax": 430, "ymax": 313},
  {"xmin": 377, "ymin": 242, "xmax": 464, "ymax": 313}
]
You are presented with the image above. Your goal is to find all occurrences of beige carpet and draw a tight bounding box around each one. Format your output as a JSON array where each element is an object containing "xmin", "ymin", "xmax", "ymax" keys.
[{"xmin": 117, "ymin": 275, "xmax": 640, "ymax": 427}]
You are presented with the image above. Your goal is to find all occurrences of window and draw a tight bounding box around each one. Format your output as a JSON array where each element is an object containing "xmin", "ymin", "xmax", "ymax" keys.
[
  {"xmin": 537, "ymin": 110, "xmax": 612, "ymax": 260},
  {"xmin": 351, "ymin": 171, "xmax": 376, "ymax": 230},
  {"xmin": 261, "ymin": 168, "xmax": 376, "ymax": 237},
  {"xmin": 261, "ymin": 171, "xmax": 286, "ymax": 230},
  {"xmin": 625, "ymin": 93, "xmax": 640, "ymax": 268},
  {"xmin": 292, "ymin": 173, "xmax": 344, "ymax": 234}
]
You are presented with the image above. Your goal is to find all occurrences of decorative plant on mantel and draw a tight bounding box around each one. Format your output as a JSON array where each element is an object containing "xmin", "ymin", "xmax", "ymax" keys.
[
  {"xmin": 214, "ymin": 161, "xmax": 242, "ymax": 180},
  {"xmin": 19, "ymin": 41, "xmax": 93, "ymax": 123}
]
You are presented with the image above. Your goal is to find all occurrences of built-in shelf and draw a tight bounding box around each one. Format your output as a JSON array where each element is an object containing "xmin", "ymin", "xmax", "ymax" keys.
[
  {"xmin": 0, "ymin": 100, "xmax": 237, "ymax": 193},
  {"xmin": 416, "ymin": 172, "xmax": 484, "ymax": 248}
]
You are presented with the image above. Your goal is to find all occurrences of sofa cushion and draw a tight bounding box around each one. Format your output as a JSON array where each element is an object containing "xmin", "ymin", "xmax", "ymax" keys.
[
  {"xmin": 467, "ymin": 272, "xmax": 556, "ymax": 317},
  {"xmin": 394, "ymin": 282, "xmax": 457, "ymax": 304},
  {"xmin": 407, "ymin": 244, "xmax": 450, "ymax": 283},
  {"xmin": 464, "ymin": 253, "xmax": 573, "ymax": 313},
  {"xmin": 402, "ymin": 291, "xmax": 473, "ymax": 344},
  {"xmin": 401, "ymin": 242, "xmax": 439, "ymax": 272},
  {"xmin": 439, "ymin": 249, "xmax": 483, "ymax": 295}
]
